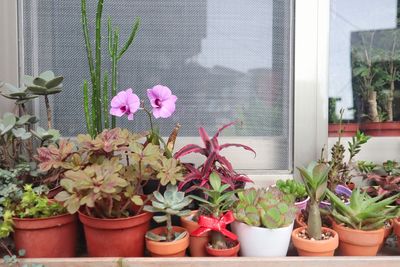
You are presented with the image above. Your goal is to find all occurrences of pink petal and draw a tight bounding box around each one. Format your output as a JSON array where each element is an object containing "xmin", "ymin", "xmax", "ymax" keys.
[
  {"xmin": 127, "ymin": 113, "xmax": 134, "ymax": 120},
  {"xmin": 152, "ymin": 108, "xmax": 162, "ymax": 119},
  {"xmin": 156, "ymin": 106, "xmax": 174, "ymax": 118},
  {"xmin": 110, "ymin": 91, "xmax": 127, "ymax": 108},
  {"xmin": 148, "ymin": 85, "xmax": 172, "ymax": 101},
  {"xmin": 126, "ymin": 93, "xmax": 140, "ymax": 113},
  {"xmin": 110, "ymin": 107, "xmax": 124, "ymax": 117}
]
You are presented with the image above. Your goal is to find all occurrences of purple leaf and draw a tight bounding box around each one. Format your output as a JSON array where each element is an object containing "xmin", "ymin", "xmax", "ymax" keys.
[
  {"xmin": 216, "ymin": 155, "xmax": 233, "ymax": 171},
  {"xmin": 201, "ymin": 152, "xmax": 217, "ymax": 177},
  {"xmin": 174, "ymin": 144, "xmax": 207, "ymax": 159},
  {"xmin": 219, "ymin": 143, "xmax": 256, "ymax": 157},
  {"xmin": 213, "ymin": 120, "xmax": 239, "ymax": 139}
]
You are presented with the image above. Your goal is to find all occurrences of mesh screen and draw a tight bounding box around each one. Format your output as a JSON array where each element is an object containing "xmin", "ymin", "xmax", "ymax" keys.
[{"xmin": 22, "ymin": 0, "xmax": 293, "ymax": 170}]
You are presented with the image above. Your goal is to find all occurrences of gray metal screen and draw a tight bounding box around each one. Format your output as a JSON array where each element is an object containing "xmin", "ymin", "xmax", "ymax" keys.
[{"xmin": 22, "ymin": 0, "xmax": 293, "ymax": 170}]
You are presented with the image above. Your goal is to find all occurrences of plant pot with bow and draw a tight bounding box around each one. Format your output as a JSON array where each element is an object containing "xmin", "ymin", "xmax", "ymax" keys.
[{"xmin": 190, "ymin": 172, "xmax": 240, "ymax": 257}]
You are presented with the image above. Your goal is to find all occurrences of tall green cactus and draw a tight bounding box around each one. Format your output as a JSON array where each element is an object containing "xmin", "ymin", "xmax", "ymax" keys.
[{"xmin": 81, "ymin": 0, "xmax": 140, "ymax": 137}]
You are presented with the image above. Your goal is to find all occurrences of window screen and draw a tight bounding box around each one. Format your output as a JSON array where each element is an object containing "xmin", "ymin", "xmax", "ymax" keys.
[{"xmin": 22, "ymin": 0, "xmax": 293, "ymax": 171}]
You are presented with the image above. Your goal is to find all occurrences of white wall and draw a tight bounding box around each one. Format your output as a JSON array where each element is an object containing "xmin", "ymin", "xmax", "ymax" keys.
[{"xmin": 0, "ymin": 1, "xmax": 18, "ymax": 115}]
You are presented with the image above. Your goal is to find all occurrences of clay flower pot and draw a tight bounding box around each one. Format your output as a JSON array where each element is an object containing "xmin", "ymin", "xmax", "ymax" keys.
[
  {"xmin": 13, "ymin": 213, "xmax": 77, "ymax": 258},
  {"xmin": 328, "ymin": 123, "xmax": 359, "ymax": 137},
  {"xmin": 205, "ymin": 240, "xmax": 240, "ymax": 257},
  {"xmin": 78, "ymin": 211, "xmax": 152, "ymax": 257},
  {"xmin": 332, "ymin": 221, "xmax": 384, "ymax": 256},
  {"xmin": 360, "ymin": 121, "xmax": 400, "ymax": 137},
  {"xmin": 145, "ymin": 226, "xmax": 189, "ymax": 257},
  {"xmin": 180, "ymin": 211, "xmax": 209, "ymax": 257},
  {"xmin": 291, "ymin": 226, "xmax": 339, "ymax": 256},
  {"xmin": 379, "ymin": 219, "xmax": 393, "ymax": 251},
  {"xmin": 294, "ymin": 213, "xmax": 307, "ymax": 229},
  {"xmin": 393, "ymin": 218, "xmax": 400, "ymax": 250}
]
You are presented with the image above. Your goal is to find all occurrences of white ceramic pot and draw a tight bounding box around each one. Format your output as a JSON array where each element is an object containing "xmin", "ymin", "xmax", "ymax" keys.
[{"xmin": 231, "ymin": 220, "xmax": 294, "ymax": 257}]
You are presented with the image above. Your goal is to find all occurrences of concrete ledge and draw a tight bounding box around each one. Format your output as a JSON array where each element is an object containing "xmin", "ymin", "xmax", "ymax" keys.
[{"xmin": 3, "ymin": 257, "xmax": 400, "ymax": 267}]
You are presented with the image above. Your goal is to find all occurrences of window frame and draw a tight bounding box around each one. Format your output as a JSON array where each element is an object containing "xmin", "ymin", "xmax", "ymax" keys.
[{"xmin": 2, "ymin": 0, "xmax": 330, "ymax": 185}]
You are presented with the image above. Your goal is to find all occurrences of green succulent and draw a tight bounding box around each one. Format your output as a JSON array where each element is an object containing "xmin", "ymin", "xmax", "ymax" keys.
[
  {"xmin": 327, "ymin": 187, "xmax": 400, "ymax": 230},
  {"xmin": 297, "ymin": 161, "xmax": 331, "ymax": 240},
  {"xmin": 0, "ymin": 82, "xmax": 37, "ymax": 104},
  {"xmin": 25, "ymin": 71, "xmax": 63, "ymax": 96},
  {"xmin": 144, "ymin": 184, "xmax": 192, "ymax": 242},
  {"xmin": 276, "ymin": 179, "xmax": 307, "ymax": 199},
  {"xmin": 234, "ymin": 187, "xmax": 296, "ymax": 229}
]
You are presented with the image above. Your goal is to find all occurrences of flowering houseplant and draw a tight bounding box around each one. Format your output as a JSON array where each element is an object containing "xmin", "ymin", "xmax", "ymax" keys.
[{"xmin": 175, "ymin": 121, "xmax": 255, "ymax": 193}]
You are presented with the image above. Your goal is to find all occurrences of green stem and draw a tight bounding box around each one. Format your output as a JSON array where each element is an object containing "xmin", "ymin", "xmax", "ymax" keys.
[
  {"xmin": 111, "ymin": 28, "xmax": 119, "ymax": 128},
  {"xmin": 142, "ymin": 107, "xmax": 154, "ymax": 133},
  {"xmin": 95, "ymin": 0, "xmax": 104, "ymax": 134},
  {"xmin": 307, "ymin": 200, "xmax": 322, "ymax": 240},
  {"xmin": 83, "ymin": 80, "xmax": 93, "ymax": 136},
  {"xmin": 103, "ymin": 72, "xmax": 109, "ymax": 129},
  {"xmin": 166, "ymin": 213, "xmax": 173, "ymax": 242},
  {"xmin": 117, "ymin": 17, "xmax": 141, "ymax": 60}
]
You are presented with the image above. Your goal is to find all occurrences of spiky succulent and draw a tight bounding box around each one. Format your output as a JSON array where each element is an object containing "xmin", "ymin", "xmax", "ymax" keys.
[
  {"xmin": 144, "ymin": 184, "xmax": 192, "ymax": 242},
  {"xmin": 234, "ymin": 187, "xmax": 296, "ymax": 229},
  {"xmin": 297, "ymin": 162, "xmax": 330, "ymax": 240},
  {"xmin": 327, "ymin": 187, "xmax": 400, "ymax": 230}
]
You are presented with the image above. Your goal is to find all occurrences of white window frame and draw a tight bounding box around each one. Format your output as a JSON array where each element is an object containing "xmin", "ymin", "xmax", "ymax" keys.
[{"xmin": 1, "ymin": 0, "xmax": 331, "ymax": 187}]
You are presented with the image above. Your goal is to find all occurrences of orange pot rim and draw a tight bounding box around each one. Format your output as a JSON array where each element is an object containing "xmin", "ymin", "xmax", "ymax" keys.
[
  {"xmin": 13, "ymin": 213, "xmax": 76, "ymax": 230},
  {"xmin": 145, "ymin": 226, "xmax": 190, "ymax": 255},
  {"xmin": 291, "ymin": 226, "xmax": 339, "ymax": 249},
  {"xmin": 78, "ymin": 210, "xmax": 152, "ymax": 230},
  {"xmin": 332, "ymin": 220, "xmax": 385, "ymax": 234}
]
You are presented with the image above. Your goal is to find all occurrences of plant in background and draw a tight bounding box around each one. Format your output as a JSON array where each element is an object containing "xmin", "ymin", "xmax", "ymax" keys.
[
  {"xmin": 175, "ymin": 121, "xmax": 255, "ymax": 193},
  {"xmin": 327, "ymin": 188, "xmax": 399, "ymax": 230},
  {"xmin": 81, "ymin": 0, "xmax": 140, "ymax": 136},
  {"xmin": 297, "ymin": 162, "xmax": 330, "ymax": 239},
  {"xmin": 321, "ymin": 109, "xmax": 370, "ymax": 191},
  {"xmin": 54, "ymin": 128, "xmax": 184, "ymax": 218},
  {"xmin": 234, "ymin": 187, "xmax": 296, "ymax": 229},
  {"xmin": 25, "ymin": 71, "xmax": 64, "ymax": 130},
  {"xmin": 276, "ymin": 179, "xmax": 307, "ymax": 202},
  {"xmin": 190, "ymin": 172, "xmax": 239, "ymax": 249},
  {"xmin": 144, "ymin": 185, "xmax": 192, "ymax": 242}
]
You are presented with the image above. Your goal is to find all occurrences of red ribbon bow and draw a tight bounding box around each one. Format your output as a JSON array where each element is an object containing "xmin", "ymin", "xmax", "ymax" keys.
[{"xmin": 191, "ymin": 211, "xmax": 237, "ymax": 241}]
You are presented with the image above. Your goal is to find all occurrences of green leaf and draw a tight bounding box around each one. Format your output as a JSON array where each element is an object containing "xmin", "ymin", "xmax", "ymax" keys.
[
  {"xmin": 39, "ymin": 70, "xmax": 55, "ymax": 80},
  {"xmin": 33, "ymin": 77, "xmax": 47, "ymax": 87},
  {"xmin": 45, "ymin": 76, "xmax": 64, "ymax": 89},
  {"xmin": 153, "ymin": 215, "xmax": 168, "ymax": 223},
  {"xmin": 209, "ymin": 172, "xmax": 221, "ymax": 191}
]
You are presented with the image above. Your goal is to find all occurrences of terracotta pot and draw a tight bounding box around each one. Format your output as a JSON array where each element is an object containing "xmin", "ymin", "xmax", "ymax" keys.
[
  {"xmin": 294, "ymin": 213, "xmax": 307, "ymax": 229},
  {"xmin": 291, "ymin": 227, "xmax": 339, "ymax": 256},
  {"xmin": 360, "ymin": 121, "xmax": 400, "ymax": 137},
  {"xmin": 205, "ymin": 241, "xmax": 240, "ymax": 257},
  {"xmin": 78, "ymin": 211, "xmax": 152, "ymax": 257},
  {"xmin": 13, "ymin": 213, "xmax": 77, "ymax": 258},
  {"xmin": 332, "ymin": 221, "xmax": 384, "ymax": 256},
  {"xmin": 393, "ymin": 218, "xmax": 400, "ymax": 250},
  {"xmin": 180, "ymin": 211, "xmax": 209, "ymax": 257},
  {"xmin": 328, "ymin": 123, "xmax": 359, "ymax": 137},
  {"xmin": 145, "ymin": 226, "xmax": 189, "ymax": 257},
  {"xmin": 379, "ymin": 219, "xmax": 393, "ymax": 251}
]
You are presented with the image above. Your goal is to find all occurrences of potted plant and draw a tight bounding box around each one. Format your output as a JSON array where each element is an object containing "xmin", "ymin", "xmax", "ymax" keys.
[
  {"xmin": 175, "ymin": 121, "xmax": 255, "ymax": 193},
  {"xmin": 292, "ymin": 162, "xmax": 339, "ymax": 256},
  {"xmin": 232, "ymin": 187, "xmax": 297, "ymax": 257},
  {"xmin": 190, "ymin": 172, "xmax": 240, "ymax": 257},
  {"xmin": 276, "ymin": 179, "xmax": 309, "ymax": 212},
  {"xmin": 0, "ymin": 185, "xmax": 77, "ymax": 258},
  {"xmin": 144, "ymin": 185, "xmax": 192, "ymax": 257},
  {"xmin": 326, "ymin": 188, "xmax": 399, "ymax": 256}
]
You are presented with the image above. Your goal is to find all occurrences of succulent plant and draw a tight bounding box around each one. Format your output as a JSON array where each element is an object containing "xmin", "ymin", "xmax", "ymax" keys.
[
  {"xmin": 175, "ymin": 121, "xmax": 255, "ymax": 193},
  {"xmin": 320, "ymin": 109, "xmax": 370, "ymax": 191},
  {"xmin": 326, "ymin": 187, "xmax": 400, "ymax": 230},
  {"xmin": 297, "ymin": 161, "xmax": 331, "ymax": 240},
  {"xmin": 234, "ymin": 187, "xmax": 296, "ymax": 229},
  {"xmin": 276, "ymin": 179, "xmax": 307, "ymax": 200},
  {"xmin": 144, "ymin": 185, "xmax": 192, "ymax": 242},
  {"xmin": 0, "ymin": 82, "xmax": 37, "ymax": 105},
  {"xmin": 25, "ymin": 70, "xmax": 63, "ymax": 130}
]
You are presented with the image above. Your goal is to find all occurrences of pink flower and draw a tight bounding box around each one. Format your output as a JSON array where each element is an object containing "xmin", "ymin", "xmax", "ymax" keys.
[
  {"xmin": 109, "ymin": 88, "xmax": 140, "ymax": 120},
  {"xmin": 147, "ymin": 85, "xmax": 177, "ymax": 118}
]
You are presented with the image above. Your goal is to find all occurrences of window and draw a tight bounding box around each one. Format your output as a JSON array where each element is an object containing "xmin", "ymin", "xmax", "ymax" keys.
[
  {"xmin": 328, "ymin": 0, "xmax": 400, "ymax": 137},
  {"xmin": 21, "ymin": 0, "xmax": 294, "ymax": 172}
]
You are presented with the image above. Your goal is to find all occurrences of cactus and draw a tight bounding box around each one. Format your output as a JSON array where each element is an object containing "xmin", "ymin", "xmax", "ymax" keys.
[
  {"xmin": 327, "ymin": 187, "xmax": 400, "ymax": 230},
  {"xmin": 234, "ymin": 187, "xmax": 296, "ymax": 229},
  {"xmin": 144, "ymin": 185, "xmax": 192, "ymax": 242},
  {"xmin": 81, "ymin": 0, "xmax": 140, "ymax": 137},
  {"xmin": 297, "ymin": 162, "xmax": 330, "ymax": 240},
  {"xmin": 25, "ymin": 71, "xmax": 64, "ymax": 130}
]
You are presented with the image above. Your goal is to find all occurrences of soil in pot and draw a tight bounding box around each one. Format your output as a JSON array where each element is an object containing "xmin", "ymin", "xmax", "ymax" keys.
[
  {"xmin": 291, "ymin": 226, "xmax": 339, "ymax": 256},
  {"xmin": 180, "ymin": 211, "xmax": 209, "ymax": 257},
  {"xmin": 79, "ymin": 211, "xmax": 152, "ymax": 257},
  {"xmin": 145, "ymin": 226, "xmax": 189, "ymax": 257},
  {"xmin": 332, "ymin": 221, "xmax": 384, "ymax": 256},
  {"xmin": 13, "ymin": 213, "xmax": 77, "ymax": 258},
  {"xmin": 205, "ymin": 239, "xmax": 240, "ymax": 257}
]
